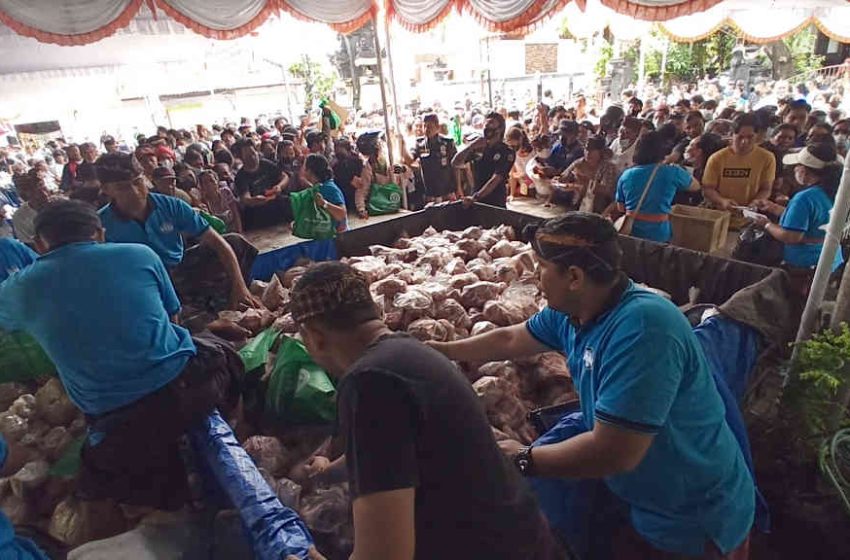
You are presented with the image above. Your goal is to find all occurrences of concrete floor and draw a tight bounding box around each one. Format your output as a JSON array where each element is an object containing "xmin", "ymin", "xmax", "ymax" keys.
[{"xmin": 244, "ymin": 196, "xmax": 565, "ymax": 254}]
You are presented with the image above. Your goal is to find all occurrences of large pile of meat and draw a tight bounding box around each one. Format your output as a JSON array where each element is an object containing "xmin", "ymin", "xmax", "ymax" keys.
[{"xmin": 0, "ymin": 225, "xmax": 575, "ymax": 558}]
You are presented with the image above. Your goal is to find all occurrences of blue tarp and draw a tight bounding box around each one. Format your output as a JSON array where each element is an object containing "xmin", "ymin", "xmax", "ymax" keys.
[
  {"xmin": 530, "ymin": 314, "xmax": 769, "ymax": 558},
  {"xmin": 250, "ymin": 238, "xmax": 337, "ymax": 282},
  {"xmin": 188, "ymin": 410, "xmax": 314, "ymax": 560}
]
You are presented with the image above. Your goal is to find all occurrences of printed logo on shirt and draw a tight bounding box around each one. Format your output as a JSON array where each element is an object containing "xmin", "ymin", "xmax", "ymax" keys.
[
  {"xmin": 493, "ymin": 153, "xmax": 501, "ymax": 161},
  {"xmin": 583, "ymin": 347, "xmax": 594, "ymax": 371},
  {"xmin": 722, "ymin": 168, "xmax": 751, "ymax": 179},
  {"xmin": 159, "ymin": 222, "xmax": 175, "ymax": 233}
]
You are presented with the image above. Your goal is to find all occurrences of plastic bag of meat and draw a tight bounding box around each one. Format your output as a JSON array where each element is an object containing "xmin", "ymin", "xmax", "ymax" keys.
[
  {"xmin": 397, "ymin": 267, "xmax": 428, "ymax": 285},
  {"xmin": 418, "ymin": 281, "xmax": 449, "ymax": 302},
  {"xmin": 272, "ymin": 314, "xmax": 298, "ymax": 334},
  {"xmin": 416, "ymin": 248, "xmax": 453, "ymax": 274},
  {"xmin": 48, "ymin": 496, "xmax": 127, "ymax": 547},
  {"xmin": 371, "ymin": 277, "xmax": 407, "ymax": 298},
  {"xmin": 207, "ymin": 318, "xmax": 251, "ymax": 342},
  {"xmin": 467, "ymin": 262, "xmax": 497, "ymax": 282},
  {"xmin": 461, "ymin": 282, "xmax": 504, "ymax": 309},
  {"xmin": 261, "ymin": 275, "xmax": 289, "ymax": 312},
  {"xmin": 476, "ymin": 249, "xmax": 493, "ymax": 263},
  {"xmin": 443, "ymin": 258, "xmax": 467, "ymax": 276},
  {"xmin": 0, "ymin": 414, "xmax": 29, "ymax": 442},
  {"xmin": 385, "ymin": 247, "xmax": 420, "ymax": 264},
  {"xmin": 421, "ymin": 226, "xmax": 438, "ymax": 237},
  {"xmin": 477, "ymin": 231, "xmax": 500, "ymax": 250},
  {"xmin": 489, "ymin": 239, "xmax": 518, "ymax": 259},
  {"xmin": 393, "ymin": 290, "xmax": 433, "ymax": 323},
  {"xmin": 461, "ymin": 226, "xmax": 483, "ymax": 240},
  {"xmin": 444, "ymin": 230, "xmax": 462, "ymax": 242},
  {"xmin": 368, "ymin": 245, "xmax": 396, "ymax": 258},
  {"xmin": 492, "ymin": 259, "xmax": 518, "ymax": 284},
  {"xmin": 0, "ymin": 384, "xmax": 27, "ymax": 413},
  {"xmin": 249, "ymin": 280, "xmax": 268, "ymax": 297},
  {"xmin": 41, "ymin": 426, "xmax": 73, "ymax": 461},
  {"xmin": 512, "ymin": 251, "xmax": 536, "ymax": 277},
  {"xmin": 299, "ymin": 485, "xmax": 354, "ymax": 560},
  {"xmin": 385, "ymin": 310, "xmax": 405, "ymax": 331},
  {"xmin": 243, "ymin": 436, "xmax": 287, "ymax": 477},
  {"xmin": 407, "ymin": 319, "xmax": 454, "ymax": 343},
  {"xmin": 449, "ymin": 272, "xmax": 480, "ymax": 291},
  {"xmin": 495, "ymin": 224, "xmax": 517, "ymax": 241},
  {"xmin": 9, "ymin": 395, "xmax": 36, "ymax": 420},
  {"xmin": 477, "ymin": 361, "xmax": 521, "ymax": 387},
  {"xmin": 350, "ymin": 256, "xmax": 389, "ymax": 283},
  {"xmin": 280, "ymin": 266, "xmax": 307, "ymax": 289},
  {"xmin": 482, "ymin": 300, "xmax": 529, "ymax": 327},
  {"xmin": 470, "ymin": 321, "xmax": 498, "ymax": 337},
  {"xmin": 434, "ymin": 299, "xmax": 471, "ymax": 329},
  {"xmin": 10, "ymin": 460, "xmax": 49, "ymax": 500},
  {"xmin": 35, "ymin": 378, "xmax": 78, "ymax": 427},
  {"xmin": 275, "ymin": 478, "xmax": 303, "ymax": 509},
  {"xmin": 454, "ymin": 239, "xmax": 484, "ymax": 261},
  {"xmin": 471, "ymin": 376, "xmax": 535, "ymax": 444},
  {"xmin": 0, "ymin": 493, "xmax": 34, "ymax": 526}
]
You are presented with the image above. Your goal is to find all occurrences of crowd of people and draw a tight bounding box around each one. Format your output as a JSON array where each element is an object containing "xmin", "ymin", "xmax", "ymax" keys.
[{"xmin": 0, "ymin": 67, "xmax": 848, "ymax": 559}]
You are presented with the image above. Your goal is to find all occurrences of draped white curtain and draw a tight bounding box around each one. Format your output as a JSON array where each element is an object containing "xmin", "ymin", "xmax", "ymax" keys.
[
  {"xmin": 0, "ymin": 0, "xmax": 138, "ymax": 36},
  {"xmin": 161, "ymin": 0, "xmax": 270, "ymax": 31},
  {"xmin": 389, "ymin": 0, "xmax": 571, "ymax": 32},
  {"xmin": 284, "ymin": 0, "xmax": 374, "ymax": 26},
  {"xmin": 599, "ymin": 0, "xmax": 723, "ymax": 21}
]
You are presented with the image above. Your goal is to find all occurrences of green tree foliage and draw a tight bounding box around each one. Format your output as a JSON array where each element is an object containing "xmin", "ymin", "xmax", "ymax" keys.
[
  {"xmin": 784, "ymin": 25, "xmax": 825, "ymax": 76},
  {"xmin": 288, "ymin": 55, "xmax": 336, "ymax": 112},
  {"xmin": 789, "ymin": 324, "xmax": 850, "ymax": 439}
]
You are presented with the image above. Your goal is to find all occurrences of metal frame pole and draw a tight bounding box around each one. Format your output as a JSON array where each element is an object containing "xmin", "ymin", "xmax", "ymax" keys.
[
  {"xmin": 372, "ymin": 17, "xmax": 396, "ymax": 171},
  {"xmin": 382, "ymin": 13, "xmax": 408, "ymax": 209},
  {"xmin": 793, "ymin": 150, "xmax": 850, "ymax": 362}
]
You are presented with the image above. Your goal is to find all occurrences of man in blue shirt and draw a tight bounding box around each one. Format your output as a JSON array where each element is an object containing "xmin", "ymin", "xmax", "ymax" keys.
[
  {"xmin": 430, "ymin": 213, "xmax": 754, "ymax": 558},
  {"xmin": 96, "ymin": 152, "xmax": 260, "ymax": 312},
  {"xmin": 0, "ymin": 200, "xmax": 244, "ymax": 510},
  {"xmin": 0, "ymin": 237, "xmax": 37, "ymax": 283},
  {"xmin": 539, "ymin": 120, "xmax": 585, "ymax": 177}
]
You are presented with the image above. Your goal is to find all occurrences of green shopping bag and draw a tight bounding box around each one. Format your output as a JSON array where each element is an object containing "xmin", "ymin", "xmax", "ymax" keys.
[
  {"xmin": 0, "ymin": 330, "xmax": 55, "ymax": 383},
  {"xmin": 291, "ymin": 186, "xmax": 336, "ymax": 240},
  {"xmin": 49, "ymin": 436, "xmax": 85, "ymax": 478},
  {"xmin": 199, "ymin": 211, "xmax": 227, "ymax": 234},
  {"xmin": 265, "ymin": 336, "xmax": 336, "ymax": 425},
  {"xmin": 238, "ymin": 327, "xmax": 280, "ymax": 373},
  {"xmin": 367, "ymin": 182, "xmax": 403, "ymax": 215}
]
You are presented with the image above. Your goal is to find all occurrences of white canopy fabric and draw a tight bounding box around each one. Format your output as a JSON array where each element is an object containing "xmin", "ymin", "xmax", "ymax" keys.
[
  {"xmin": 0, "ymin": 0, "xmax": 375, "ymax": 45},
  {"xmin": 387, "ymin": 0, "xmax": 572, "ymax": 33},
  {"xmin": 658, "ymin": 0, "xmax": 850, "ymax": 43}
]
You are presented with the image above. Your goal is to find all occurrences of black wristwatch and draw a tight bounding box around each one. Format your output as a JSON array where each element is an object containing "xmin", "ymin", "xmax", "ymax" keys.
[{"xmin": 514, "ymin": 446, "xmax": 535, "ymax": 476}]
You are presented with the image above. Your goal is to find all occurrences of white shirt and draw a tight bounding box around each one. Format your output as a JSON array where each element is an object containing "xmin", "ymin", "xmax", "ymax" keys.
[
  {"xmin": 610, "ymin": 137, "xmax": 637, "ymax": 173},
  {"xmin": 11, "ymin": 203, "xmax": 37, "ymax": 244}
]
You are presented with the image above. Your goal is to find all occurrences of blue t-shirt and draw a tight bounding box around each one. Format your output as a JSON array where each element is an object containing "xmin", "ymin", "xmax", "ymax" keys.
[
  {"xmin": 318, "ymin": 179, "xmax": 348, "ymax": 232},
  {"xmin": 616, "ymin": 164, "xmax": 693, "ymax": 243},
  {"xmin": 0, "ymin": 238, "xmax": 37, "ymax": 283},
  {"xmin": 526, "ymin": 281, "xmax": 754, "ymax": 555},
  {"xmin": 779, "ymin": 186, "xmax": 843, "ymax": 271},
  {"xmin": 547, "ymin": 140, "xmax": 584, "ymax": 172},
  {"xmin": 0, "ymin": 242, "xmax": 196, "ymax": 415},
  {"xmin": 99, "ymin": 193, "xmax": 210, "ymax": 267}
]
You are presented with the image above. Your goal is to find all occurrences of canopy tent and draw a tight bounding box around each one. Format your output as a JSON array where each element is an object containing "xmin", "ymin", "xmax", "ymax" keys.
[{"xmin": 1, "ymin": 0, "xmax": 849, "ymax": 51}]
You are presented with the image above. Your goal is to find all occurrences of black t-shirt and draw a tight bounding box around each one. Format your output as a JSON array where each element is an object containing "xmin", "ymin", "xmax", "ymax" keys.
[
  {"xmin": 471, "ymin": 141, "xmax": 515, "ymax": 208},
  {"xmin": 338, "ymin": 334, "xmax": 549, "ymax": 560},
  {"xmin": 413, "ymin": 135, "xmax": 457, "ymax": 198},
  {"xmin": 332, "ymin": 154, "xmax": 365, "ymax": 211},
  {"xmin": 234, "ymin": 158, "xmax": 282, "ymax": 197}
]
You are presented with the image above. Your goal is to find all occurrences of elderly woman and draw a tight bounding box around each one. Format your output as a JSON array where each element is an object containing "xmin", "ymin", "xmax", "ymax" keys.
[
  {"xmin": 556, "ymin": 136, "xmax": 619, "ymax": 214},
  {"xmin": 198, "ymin": 169, "xmax": 243, "ymax": 233}
]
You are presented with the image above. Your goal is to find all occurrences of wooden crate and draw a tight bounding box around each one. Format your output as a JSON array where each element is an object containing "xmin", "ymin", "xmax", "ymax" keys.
[{"xmin": 669, "ymin": 205, "xmax": 729, "ymax": 253}]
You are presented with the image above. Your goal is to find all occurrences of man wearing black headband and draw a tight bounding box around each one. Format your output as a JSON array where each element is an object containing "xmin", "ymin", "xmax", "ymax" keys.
[
  {"xmin": 430, "ymin": 213, "xmax": 754, "ymax": 559},
  {"xmin": 289, "ymin": 261, "xmax": 562, "ymax": 560},
  {"xmin": 0, "ymin": 200, "xmax": 244, "ymax": 512},
  {"xmin": 96, "ymin": 152, "xmax": 260, "ymax": 311}
]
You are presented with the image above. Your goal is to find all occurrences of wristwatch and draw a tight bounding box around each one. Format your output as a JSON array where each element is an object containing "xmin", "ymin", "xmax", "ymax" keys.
[{"xmin": 514, "ymin": 446, "xmax": 535, "ymax": 476}]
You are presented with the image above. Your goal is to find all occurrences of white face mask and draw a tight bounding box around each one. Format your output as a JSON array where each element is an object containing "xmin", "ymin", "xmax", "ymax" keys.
[{"xmin": 538, "ymin": 148, "xmax": 552, "ymax": 159}]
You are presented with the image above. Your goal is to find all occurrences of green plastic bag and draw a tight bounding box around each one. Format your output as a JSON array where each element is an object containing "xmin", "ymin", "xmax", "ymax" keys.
[
  {"xmin": 238, "ymin": 327, "xmax": 280, "ymax": 373},
  {"xmin": 49, "ymin": 436, "xmax": 85, "ymax": 478},
  {"xmin": 265, "ymin": 337, "xmax": 336, "ymax": 425},
  {"xmin": 0, "ymin": 330, "xmax": 55, "ymax": 383},
  {"xmin": 367, "ymin": 182, "xmax": 403, "ymax": 215},
  {"xmin": 199, "ymin": 211, "xmax": 227, "ymax": 234},
  {"xmin": 291, "ymin": 186, "xmax": 336, "ymax": 240}
]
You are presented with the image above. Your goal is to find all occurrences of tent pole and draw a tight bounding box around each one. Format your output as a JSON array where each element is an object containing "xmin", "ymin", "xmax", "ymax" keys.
[
  {"xmin": 792, "ymin": 150, "xmax": 850, "ymax": 364},
  {"xmin": 383, "ymin": 13, "xmax": 408, "ymax": 209},
  {"xmin": 372, "ymin": 16, "xmax": 396, "ymax": 172}
]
